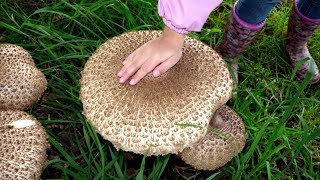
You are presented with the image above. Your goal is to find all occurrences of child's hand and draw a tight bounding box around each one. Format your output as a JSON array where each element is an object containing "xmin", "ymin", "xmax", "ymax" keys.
[{"xmin": 118, "ymin": 26, "xmax": 185, "ymax": 85}]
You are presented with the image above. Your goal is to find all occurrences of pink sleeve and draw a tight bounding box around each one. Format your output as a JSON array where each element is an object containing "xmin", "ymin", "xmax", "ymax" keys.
[{"xmin": 158, "ymin": 0, "xmax": 222, "ymax": 34}]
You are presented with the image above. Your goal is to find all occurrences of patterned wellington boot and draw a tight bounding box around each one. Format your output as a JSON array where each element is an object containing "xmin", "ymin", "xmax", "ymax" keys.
[
  {"xmin": 286, "ymin": 0, "xmax": 320, "ymax": 84},
  {"xmin": 220, "ymin": 2, "xmax": 265, "ymax": 88}
]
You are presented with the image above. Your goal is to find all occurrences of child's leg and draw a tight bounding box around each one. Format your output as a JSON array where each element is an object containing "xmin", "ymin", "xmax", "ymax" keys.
[
  {"xmin": 220, "ymin": 0, "xmax": 283, "ymax": 86},
  {"xmin": 220, "ymin": 0, "xmax": 284, "ymax": 58},
  {"xmin": 286, "ymin": 0, "xmax": 320, "ymax": 84}
]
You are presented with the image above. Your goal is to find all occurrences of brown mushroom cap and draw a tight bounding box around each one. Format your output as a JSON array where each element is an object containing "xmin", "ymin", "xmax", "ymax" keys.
[
  {"xmin": 80, "ymin": 31, "xmax": 233, "ymax": 155},
  {"xmin": 0, "ymin": 44, "xmax": 47, "ymax": 110},
  {"xmin": 179, "ymin": 105, "xmax": 246, "ymax": 170},
  {"xmin": 0, "ymin": 110, "xmax": 49, "ymax": 179}
]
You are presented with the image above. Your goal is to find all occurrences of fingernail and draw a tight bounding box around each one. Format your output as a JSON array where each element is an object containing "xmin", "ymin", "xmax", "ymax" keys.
[
  {"xmin": 129, "ymin": 79, "xmax": 135, "ymax": 85},
  {"xmin": 119, "ymin": 77, "xmax": 124, "ymax": 83},
  {"xmin": 153, "ymin": 70, "xmax": 160, "ymax": 77}
]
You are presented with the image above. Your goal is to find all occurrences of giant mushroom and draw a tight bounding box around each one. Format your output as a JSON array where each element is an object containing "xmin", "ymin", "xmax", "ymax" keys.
[{"xmin": 80, "ymin": 31, "xmax": 246, "ymax": 170}]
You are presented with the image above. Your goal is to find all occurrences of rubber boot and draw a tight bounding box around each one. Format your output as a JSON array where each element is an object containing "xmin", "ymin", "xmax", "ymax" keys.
[
  {"xmin": 286, "ymin": 0, "xmax": 320, "ymax": 84},
  {"xmin": 220, "ymin": 2, "xmax": 265, "ymax": 87}
]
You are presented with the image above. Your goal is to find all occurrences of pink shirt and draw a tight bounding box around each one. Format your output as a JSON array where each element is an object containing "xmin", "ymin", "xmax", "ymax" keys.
[{"xmin": 158, "ymin": 0, "xmax": 222, "ymax": 34}]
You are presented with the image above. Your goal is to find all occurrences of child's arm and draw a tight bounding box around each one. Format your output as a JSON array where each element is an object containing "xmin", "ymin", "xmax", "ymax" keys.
[
  {"xmin": 118, "ymin": 0, "xmax": 222, "ymax": 85},
  {"xmin": 158, "ymin": 0, "xmax": 222, "ymax": 34}
]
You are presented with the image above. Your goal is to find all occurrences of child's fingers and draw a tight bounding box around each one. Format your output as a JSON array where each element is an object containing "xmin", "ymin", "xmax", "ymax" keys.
[
  {"xmin": 124, "ymin": 41, "xmax": 149, "ymax": 66},
  {"xmin": 119, "ymin": 44, "xmax": 148, "ymax": 77},
  {"xmin": 119, "ymin": 53, "xmax": 136, "ymax": 77},
  {"xmin": 119, "ymin": 58, "xmax": 145, "ymax": 83},
  {"xmin": 118, "ymin": 59, "xmax": 134, "ymax": 77},
  {"xmin": 123, "ymin": 51, "xmax": 136, "ymax": 65},
  {"xmin": 128, "ymin": 60, "xmax": 161, "ymax": 85},
  {"xmin": 152, "ymin": 55, "xmax": 180, "ymax": 77}
]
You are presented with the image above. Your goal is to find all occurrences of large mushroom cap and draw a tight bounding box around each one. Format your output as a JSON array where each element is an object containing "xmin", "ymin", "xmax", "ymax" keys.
[
  {"xmin": 80, "ymin": 31, "xmax": 233, "ymax": 156},
  {"xmin": 179, "ymin": 105, "xmax": 246, "ymax": 170},
  {"xmin": 0, "ymin": 44, "xmax": 47, "ymax": 110},
  {"xmin": 0, "ymin": 110, "xmax": 49, "ymax": 179}
]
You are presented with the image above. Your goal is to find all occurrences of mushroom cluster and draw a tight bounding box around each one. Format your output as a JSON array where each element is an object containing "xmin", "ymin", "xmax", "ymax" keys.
[
  {"xmin": 80, "ymin": 31, "xmax": 246, "ymax": 170},
  {"xmin": 0, "ymin": 44, "xmax": 49, "ymax": 179}
]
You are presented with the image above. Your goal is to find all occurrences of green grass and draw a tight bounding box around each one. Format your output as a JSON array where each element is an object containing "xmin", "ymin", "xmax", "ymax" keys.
[{"xmin": 1, "ymin": 0, "xmax": 319, "ymax": 179}]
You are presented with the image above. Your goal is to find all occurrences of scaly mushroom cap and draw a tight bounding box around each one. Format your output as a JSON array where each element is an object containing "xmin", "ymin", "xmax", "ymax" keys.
[
  {"xmin": 179, "ymin": 105, "xmax": 246, "ymax": 170},
  {"xmin": 0, "ymin": 44, "xmax": 47, "ymax": 110},
  {"xmin": 0, "ymin": 44, "xmax": 35, "ymax": 66},
  {"xmin": 0, "ymin": 110, "xmax": 49, "ymax": 179},
  {"xmin": 80, "ymin": 31, "xmax": 233, "ymax": 156}
]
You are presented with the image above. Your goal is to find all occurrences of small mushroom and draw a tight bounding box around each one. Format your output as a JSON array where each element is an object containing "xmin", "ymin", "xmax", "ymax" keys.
[
  {"xmin": 0, "ymin": 44, "xmax": 47, "ymax": 110},
  {"xmin": 80, "ymin": 31, "xmax": 234, "ymax": 156},
  {"xmin": 179, "ymin": 105, "xmax": 246, "ymax": 170},
  {"xmin": 0, "ymin": 110, "xmax": 49, "ymax": 179}
]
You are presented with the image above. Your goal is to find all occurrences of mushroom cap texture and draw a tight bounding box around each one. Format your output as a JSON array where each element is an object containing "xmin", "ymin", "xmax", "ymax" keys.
[
  {"xmin": 80, "ymin": 31, "xmax": 233, "ymax": 156},
  {"xmin": 0, "ymin": 44, "xmax": 47, "ymax": 110},
  {"xmin": 179, "ymin": 105, "xmax": 246, "ymax": 170},
  {"xmin": 0, "ymin": 110, "xmax": 49, "ymax": 179}
]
